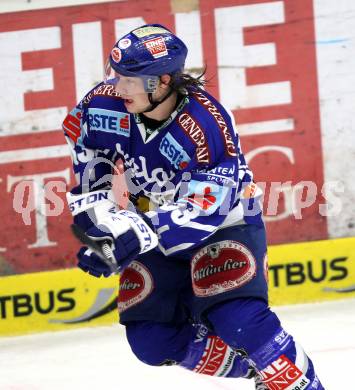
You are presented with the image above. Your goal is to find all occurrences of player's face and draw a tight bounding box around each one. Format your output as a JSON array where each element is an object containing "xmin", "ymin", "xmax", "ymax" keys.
[
  {"xmin": 106, "ymin": 73, "xmax": 157, "ymax": 113},
  {"xmin": 120, "ymin": 91, "xmax": 151, "ymax": 113},
  {"xmin": 118, "ymin": 76, "xmax": 171, "ymax": 114},
  {"xmin": 113, "ymin": 74, "xmax": 147, "ymax": 96}
]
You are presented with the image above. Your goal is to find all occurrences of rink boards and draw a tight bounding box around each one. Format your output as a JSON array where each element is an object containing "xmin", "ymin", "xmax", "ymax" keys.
[{"xmin": 0, "ymin": 236, "xmax": 354, "ymax": 336}]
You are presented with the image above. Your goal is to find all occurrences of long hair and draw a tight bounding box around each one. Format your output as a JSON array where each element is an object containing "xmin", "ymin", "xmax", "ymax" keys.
[{"xmin": 170, "ymin": 67, "xmax": 207, "ymax": 94}]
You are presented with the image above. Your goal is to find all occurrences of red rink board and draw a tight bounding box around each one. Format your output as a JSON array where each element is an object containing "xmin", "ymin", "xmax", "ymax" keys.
[{"xmin": 0, "ymin": 0, "xmax": 327, "ymax": 274}]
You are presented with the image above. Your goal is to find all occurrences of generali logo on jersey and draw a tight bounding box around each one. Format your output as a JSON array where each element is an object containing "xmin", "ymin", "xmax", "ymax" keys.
[
  {"xmin": 117, "ymin": 261, "xmax": 154, "ymax": 312},
  {"xmin": 178, "ymin": 112, "xmax": 210, "ymax": 164},
  {"xmin": 191, "ymin": 240, "xmax": 256, "ymax": 297},
  {"xmin": 193, "ymin": 92, "xmax": 237, "ymax": 158}
]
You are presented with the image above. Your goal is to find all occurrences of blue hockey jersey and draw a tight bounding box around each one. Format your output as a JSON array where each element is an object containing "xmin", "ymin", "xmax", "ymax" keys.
[{"xmin": 63, "ymin": 83, "xmax": 262, "ymax": 256}]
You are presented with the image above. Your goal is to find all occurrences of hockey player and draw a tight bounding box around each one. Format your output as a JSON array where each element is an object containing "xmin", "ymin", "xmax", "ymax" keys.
[{"xmin": 63, "ymin": 24, "xmax": 324, "ymax": 389}]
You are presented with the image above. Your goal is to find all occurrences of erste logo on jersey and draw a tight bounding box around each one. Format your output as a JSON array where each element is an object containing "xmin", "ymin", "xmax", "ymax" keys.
[
  {"xmin": 159, "ymin": 133, "xmax": 190, "ymax": 169},
  {"xmin": 88, "ymin": 108, "xmax": 130, "ymax": 137},
  {"xmin": 178, "ymin": 112, "xmax": 210, "ymax": 164},
  {"xmin": 63, "ymin": 107, "xmax": 82, "ymax": 143},
  {"xmin": 117, "ymin": 261, "xmax": 154, "ymax": 313},
  {"xmin": 191, "ymin": 240, "xmax": 256, "ymax": 297}
]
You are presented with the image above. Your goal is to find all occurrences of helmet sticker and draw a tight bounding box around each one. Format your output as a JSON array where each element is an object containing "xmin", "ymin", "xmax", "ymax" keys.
[
  {"xmin": 143, "ymin": 36, "xmax": 168, "ymax": 59},
  {"xmin": 118, "ymin": 38, "xmax": 132, "ymax": 49},
  {"xmin": 132, "ymin": 26, "xmax": 170, "ymax": 38},
  {"xmin": 111, "ymin": 47, "xmax": 122, "ymax": 63}
]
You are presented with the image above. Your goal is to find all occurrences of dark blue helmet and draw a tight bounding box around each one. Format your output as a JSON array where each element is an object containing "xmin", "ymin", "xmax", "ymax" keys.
[{"xmin": 108, "ymin": 24, "xmax": 188, "ymax": 77}]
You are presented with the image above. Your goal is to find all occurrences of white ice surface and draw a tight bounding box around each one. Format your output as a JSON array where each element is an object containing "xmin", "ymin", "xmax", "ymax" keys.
[{"xmin": 1, "ymin": 299, "xmax": 354, "ymax": 390}]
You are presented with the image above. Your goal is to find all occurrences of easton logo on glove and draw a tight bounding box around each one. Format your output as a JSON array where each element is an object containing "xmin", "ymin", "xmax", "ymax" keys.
[
  {"xmin": 108, "ymin": 210, "xmax": 157, "ymax": 253},
  {"xmin": 66, "ymin": 189, "xmax": 116, "ymax": 216}
]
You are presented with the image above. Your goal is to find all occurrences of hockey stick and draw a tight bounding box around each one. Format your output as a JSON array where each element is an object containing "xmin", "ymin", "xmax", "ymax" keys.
[{"xmin": 71, "ymin": 224, "xmax": 119, "ymax": 274}]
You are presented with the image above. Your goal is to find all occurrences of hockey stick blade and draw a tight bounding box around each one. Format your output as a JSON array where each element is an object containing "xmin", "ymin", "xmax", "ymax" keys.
[{"xmin": 70, "ymin": 224, "xmax": 119, "ymax": 274}]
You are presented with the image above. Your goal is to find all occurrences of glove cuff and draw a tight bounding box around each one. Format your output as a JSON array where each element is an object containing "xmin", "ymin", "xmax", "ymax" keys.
[
  {"xmin": 121, "ymin": 210, "xmax": 159, "ymax": 253},
  {"xmin": 101, "ymin": 210, "xmax": 158, "ymax": 254},
  {"xmin": 67, "ymin": 188, "xmax": 116, "ymax": 217}
]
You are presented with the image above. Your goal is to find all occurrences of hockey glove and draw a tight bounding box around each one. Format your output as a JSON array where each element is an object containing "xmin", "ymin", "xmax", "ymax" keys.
[
  {"xmin": 85, "ymin": 209, "xmax": 158, "ymax": 271},
  {"xmin": 66, "ymin": 187, "xmax": 118, "ymax": 232},
  {"xmin": 77, "ymin": 247, "xmax": 114, "ymax": 278}
]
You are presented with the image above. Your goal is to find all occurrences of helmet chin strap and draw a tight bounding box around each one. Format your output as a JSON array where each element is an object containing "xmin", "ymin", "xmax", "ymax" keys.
[{"xmin": 142, "ymin": 87, "xmax": 175, "ymax": 113}]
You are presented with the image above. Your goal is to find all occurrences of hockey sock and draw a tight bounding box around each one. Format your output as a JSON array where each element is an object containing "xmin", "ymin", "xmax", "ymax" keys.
[
  {"xmin": 126, "ymin": 320, "xmax": 253, "ymax": 378},
  {"xmin": 207, "ymin": 297, "xmax": 324, "ymax": 389},
  {"xmin": 180, "ymin": 323, "xmax": 254, "ymax": 378}
]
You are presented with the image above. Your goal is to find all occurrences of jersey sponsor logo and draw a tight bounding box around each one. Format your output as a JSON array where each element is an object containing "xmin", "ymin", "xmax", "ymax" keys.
[
  {"xmin": 193, "ymin": 91, "xmax": 237, "ymax": 157},
  {"xmin": 82, "ymin": 84, "xmax": 121, "ymax": 105},
  {"xmin": 143, "ymin": 36, "xmax": 168, "ymax": 58},
  {"xmin": 88, "ymin": 108, "xmax": 130, "ymax": 136},
  {"xmin": 181, "ymin": 180, "xmax": 229, "ymax": 214},
  {"xmin": 178, "ymin": 112, "xmax": 210, "ymax": 164},
  {"xmin": 185, "ymin": 185, "xmax": 216, "ymax": 210},
  {"xmin": 191, "ymin": 240, "xmax": 256, "ymax": 297},
  {"xmin": 196, "ymin": 164, "xmax": 235, "ymax": 176},
  {"xmin": 132, "ymin": 26, "xmax": 170, "ymax": 38},
  {"xmin": 62, "ymin": 108, "xmax": 82, "ymax": 143},
  {"xmin": 194, "ymin": 335, "xmax": 237, "ymax": 377},
  {"xmin": 117, "ymin": 261, "xmax": 154, "ymax": 313},
  {"xmin": 259, "ymin": 355, "xmax": 310, "ymax": 390},
  {"xmin": 111, "ymin": 47, "xmax": 122, "ymax": 63},
  {"xmin": 159, "ymin": 133, "xmax": 191, "ymax": 169},
  {"xmin": 195, "ymin": 164, "xmax": 237, "ymax": 186}
]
